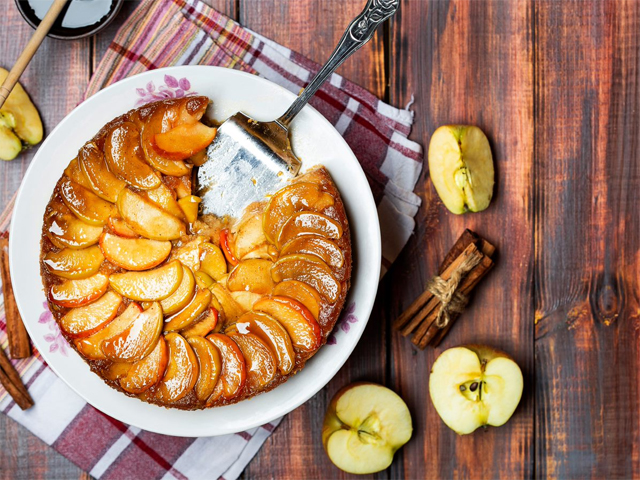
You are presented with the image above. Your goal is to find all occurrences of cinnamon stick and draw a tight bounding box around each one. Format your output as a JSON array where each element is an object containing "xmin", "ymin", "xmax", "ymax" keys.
[
  {"xmin": 0, "ymin": 346, "xmax": 33, "ymax": 410},
  {"xmin": 0, "ymin": 237, "xmax": 31, "ymax": 359}
]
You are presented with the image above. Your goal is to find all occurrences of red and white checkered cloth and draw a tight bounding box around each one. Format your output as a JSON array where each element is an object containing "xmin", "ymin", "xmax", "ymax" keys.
[{"xmin": 0, "ymin": 0, "xmax": 422, "ymax": 478}]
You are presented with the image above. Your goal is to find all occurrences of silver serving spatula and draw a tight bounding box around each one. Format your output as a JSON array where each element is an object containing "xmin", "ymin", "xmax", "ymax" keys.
[{"xmin": 196, "ymin": 0, "xmax": 399, "ymax": 217}]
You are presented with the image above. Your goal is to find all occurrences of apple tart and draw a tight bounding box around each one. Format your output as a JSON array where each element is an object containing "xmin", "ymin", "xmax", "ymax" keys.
[{"xmin": 40, "ymin": 96, "xmax": 352, "ymax": 409}]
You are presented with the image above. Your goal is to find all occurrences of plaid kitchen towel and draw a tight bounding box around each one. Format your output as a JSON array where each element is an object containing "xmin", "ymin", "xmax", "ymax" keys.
[{"xmin": 0, "ymin": 0, "xmax": 422, "ymax": 478}]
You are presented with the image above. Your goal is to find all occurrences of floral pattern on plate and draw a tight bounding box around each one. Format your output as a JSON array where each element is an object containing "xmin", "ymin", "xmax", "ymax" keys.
[
  {"xmin": 135, "ymin": 75, "xmax": 198, "ymax": 106},
  {"xmin": 327, "ymin": 302, "xmax": 357, "ymax": 345},
  {"xmin": 38, "ymin": 301, "xmax": 68, "ymax": 356}
]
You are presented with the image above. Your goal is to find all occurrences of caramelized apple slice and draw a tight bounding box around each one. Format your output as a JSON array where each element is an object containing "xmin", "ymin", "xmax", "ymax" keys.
[
  {"xmin": 104, "ymin": 122, "xmax": 161, "ymax": 190},
  {"xmin": 78, "ymin": 142, "xmax": 126, "ymax": 202},
  {"xmin": 229, "ymin": 291, "xmax": 262, "ymax": 311},
  {"xmin": 227, "ymin": 331, "xmax": 276, "ymax": 390},
  {"xmin": 206, "ymin": 333, "xmax": 246, "ymax": 403},
  {"xmin": 141, "ymin": 105, "xmax": 192, "ymax": 176},
  {"xmin": 160, "ymin": 265, "xmax": 195, "ymax": 316},
  {"xmin": 280, "ymin": 234, "xmax": 344, "ymax": 269},
  {"xmin": 194, "ymin": 271, "xmax": 214, "ymax": 289},
  {"xmin": 200, "ymin": 243, "xmax": 227, "ymax": 281},
  {"xmin": 227, "ymin": 259, "xmax": 274, "ymax": 295},
  {"xmin": 117, "ymin": 188, "xmax": 186, "ymax": 241},
  {"xmin": 220, "ymin": 229, "xmax": 238, "ymax": 266},
  {"xmin": 104, "ymin": 362, "xmax": 132, "ymax": 381},
  {"xmin": 164, "ymin": 174, "xmax": 192, "ymax": 199},
  {"xmin": 59, "ymin": 291, "xmax": 122, "ymax": 338},
  {"xmin": 142, "ymin": 183, "xmax": 186, "ymax": 221},
  {"xmin": 187, "ymin": 336, "xmax": 221, "ymax": 401},
  {"xmin": 236, "ymin": 312, "xmax": 294, "ymax": 375},
  {"xmin": 64, "ymin": 158, "xmax": 93, "ymax": 191},
  {"xmin": 263, "ymin": 182, "xmax": 335, "ymax": 243},
  {"xmin": 60, "ymin": 177, "xmax": 115, "ymax": 226},
  {"xmin": 273, "ymin": 280, "xmax": 321, "ymax": 320},
  {"xmin": 120, "ymin": 336, "xmax": 169, "ymax": 394},
  {"xmin": 233, "ymin": 210, "xmax": 268, "ymax": 259},
  {"xmin": 170, "ymin": 237, "xmax": 205, "ymax": 271},
  {"xmin": 155, "ymin": 123, "xmax": 217, "ymax": 160},
  {"xmin": 49, "ymin": 272, "xmax": 109, "ymax": 308},
  {"xmin": 210, "ymin": 283, "xmax": 245, "ymax": 323},
  {"xmin": 43, "ymin": 246, "xmax": 104, "ymax": 279},
  {"xmin": 178, "ymin": 195, "xmax": 201, "ymax": 224},
  {"xmin": 155, "ymin": 332, "xmax": 199, "ymax": 403},
  {"xmin": 181, "ymin": 307, "xmax": 219, "ymax": 338},
  {"xmin": 271, "ymin": 254, "xmax": 341, "ymax": 303},
  {"xmin": 75, "ymin": 303, "xmax": 142, "ymax": 360},
  {"xmin": 107, "ymin": 217, "xmax": 138, "ymax": 238},
  {"xmin": 45, "ymin": 203, "xmax": 103, "ymax": 249},
  {"xmin": 101, "ymin": 302, "xmax": 163, "ymax": 362},
  {"xmin": 253, "ymin": 296, "xmax": 321, "ymax": 352},
  {"xmin": 99, "ymin": 232, "xmax": 171, "ymax": 271},
  {"xmin": 164, "ymin": 287, "xmax": 212, "ymax": 332},
  {"xmin": 276, "ymin": 212, "xmax": 342, "ymax": 249},
  {"xmin": 109, "ymin": 260, "xmax": 183, "ymax": 301}
]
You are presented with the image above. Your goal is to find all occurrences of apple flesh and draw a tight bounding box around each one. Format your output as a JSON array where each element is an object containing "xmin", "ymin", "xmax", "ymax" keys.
[
  {"xmin": 429, "ymin": 345, "xmax": 523, "ymax": 435},
  {"xmin": 322, "ymin": 383, "xmax": 412, "ymax": 474}
]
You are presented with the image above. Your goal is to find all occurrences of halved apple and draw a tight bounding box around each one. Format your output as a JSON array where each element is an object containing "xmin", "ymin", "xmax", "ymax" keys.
[
  {"xmin": 236, "ymin": 311, "xmax": 294, "ymax": 375},
  {"xmin": 117, "ymin": 188, "xmax": 186, "ymax": 241},
  {"xmin": 280, "ymin": 235, "xmax": 344, "ymax": 270},
  {"xmin": 78, "ymin": 142, "xmax": 126, "ymax": 202},
  {"xmin": 64, "ymin": 158, "xmax": 94, "ymax": 191},
  {"xmin": 109, "ymin": 260, "xmax": 183, "ymax": 301},
  {"xmin": 160, "ymin": 265, "xmax": 195, "ymax": 316},
  {"xmin": 227, "ymin": 331, "xmax": 276, "ymax": 390},
  {"xmin": 120, "ymin": 336, "xmax": 169, "ymax": 394},
  {"xmin": 272, "ymin": 254, "xmax": 341, "ymax": 303},
  {"xmin": 164, "ymin": 287, "xmax": 212, "ymax": 332},
  {"xmin": 199, "ymin": 243, "xmax": 227, "ymax": 281},
  {"xmin": 142, "ymin": 182, "xmax": 187, "ymax": 221},
  {"xmin": 60, "ymin": 177, "xmax": 115, "ymax": 226},
  {"xmin": 45, "ymin": 202, "xmax": 103, "ymax": 249},
  {"xmin": 155, "ymin": 332, "xmax": 199, "ymax": 403},
  {"xmin": 253, "ymin": 296, "xmax": 321, "ymax": 352},
  {"xmin": 276, "ymin": 212, "xmax": 342, "ymax": 249},
  {"xmin": 273, "ymin": 280, "xmax": 321, "ymax": 320},
  {"xmin": 263, "ymin": 182, "xmax": 335, "ymax": 244},
  {"xmin": 99, "ymin": 232, "xmax": 171, "ymax": 271},
  {"xmin": 181, "ymin": 307, "xmax": 219, "ymax": 338},
  {"xmin": 107, "ymin": 217, "xmax": 138, "ymax": 238},
  {"xmin": 170, "ymin": 236, "xmax": 206, "ymax": 271},
  {"xmin": 187, "ymin": 335, "xmax": 221, "ymax": 401},
  {"xmin": 49, "ymin": 272, "xmax": 109, "ymax": 308},
  {"xmin": 227, "ymin": 259, "xmax": 274, "ymax": 295},
  {"xmin": 59, "ymin": 291, "xmax": 122, "ymax": 338},
  {"xmin": 101, "ymin": 302, "xmax": 163, "ymax": 362},
  {"xmin": 209, "ymin": 283, "xmax": 245, "ymax": 323},
  {"xmin": 178, "ymin": 195, "xmax": 201, "ymax": 224},
  {"xmin": 229, "ymin": 291, "xmax": 262, "ymax": 311},
  {"xmin": 206, "ymin": 333, "xmax": 246, "ymax": 403},
  {"xmin": 43, "ymin": 246, "xmax": 104, "ymax": 279}
]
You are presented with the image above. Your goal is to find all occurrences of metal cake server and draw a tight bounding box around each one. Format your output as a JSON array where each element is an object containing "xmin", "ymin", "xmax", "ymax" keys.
[{"xmin": 196, "ymin": 0, "xmax": 399, "ymax": 217}]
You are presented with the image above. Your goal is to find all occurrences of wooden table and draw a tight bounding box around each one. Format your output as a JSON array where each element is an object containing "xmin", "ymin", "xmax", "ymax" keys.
[{"xmin": 1, "ymin": 0, "xmax": 638, "ymax": 478}]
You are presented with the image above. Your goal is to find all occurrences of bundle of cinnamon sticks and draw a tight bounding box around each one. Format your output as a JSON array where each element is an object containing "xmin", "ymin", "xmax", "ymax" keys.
[{"xmin": 393, "ymin": 230, "xmax": 495, "ymax": 349}]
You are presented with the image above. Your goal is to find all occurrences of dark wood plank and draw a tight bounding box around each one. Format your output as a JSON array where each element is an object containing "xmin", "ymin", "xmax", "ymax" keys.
[{"xmin": 534, "ymin": 1, "xmax": 640, "ymax": 477}]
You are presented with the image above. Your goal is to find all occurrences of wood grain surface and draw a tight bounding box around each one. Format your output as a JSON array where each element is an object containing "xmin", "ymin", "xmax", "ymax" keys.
[{"xmin": 0, "ymin": 0, "xmax": 638, "ymax": 479}]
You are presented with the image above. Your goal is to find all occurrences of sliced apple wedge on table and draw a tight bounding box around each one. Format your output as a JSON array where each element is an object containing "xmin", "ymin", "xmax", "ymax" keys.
[
  {"xmin": 205, "ymin": 333, "xmax": 246, "ymax": 403},
  {"xmin": 59, "ymin": 291, "xmax": 122, "ymax": 338},
  {"xmin": 227, "ymin": 259, "xmax": 274, "ymax": 295},
  {"xmin": 155, "ymin": 333, "xmax": 199, "ymax": 403},
  {"xmin": 43, "ymin": 246, "xmax": 104, "ymax": 279},
  {"xmin": 160, "ymin": 265, "xmax": 195, "ymax": 316},
  {"xmin": 117, "ymin": 188, "xmax": 186, "ymax": 240},
  {"xmin": 101, "ymin": 302, "xmax": 163, "ymax": 362},
  {"xmin": 78, "ymin": 142, "xmax": 126, "ymax": 202},
  {"xmin": 164, "ymin": 287, "xmax": 212, "ymax": 332},
  {"xmin": 276, "ymin": 212, "xmax": 343, "ymax": 249},
  {"xmin": 187, "ymin": 336, "xmax": 221, "ymax": 401},
  {"xmin": 109, "ymin": 260, "xmax": 183, "ymax": 301},
  {"xmin": 271, "ymin": 254, "xmax": 341, "ymax": 303},
  {"xmin": 49, "ymin": 273, "xmax": 109, "ymax": 308},
  {"xmin": 120, "ymin": 336, "xmax": 169, "ymax": 394},
  {"xmin": 227, "ymin": 331, "xmax": 276, "ymax": 390},
  {"xmin": 59, "ymin": 177, "xmax": 115, "ymax": 226},
  {"xmin": 99, "ymin": 232, "xmax": 171, "ymax": 271}
]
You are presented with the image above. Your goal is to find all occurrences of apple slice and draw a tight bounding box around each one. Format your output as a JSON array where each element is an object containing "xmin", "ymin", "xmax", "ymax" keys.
[
  {"xmin": 78, "ymin": 142, "xmax": 126, "ymax": 202},
  {"xmin": 181, "ymin": 307, "xmax": 219, "ymax": 338},
  {"xmin": 75, "ymin": 303, "xmax": 142, "ymax": 360},
  {"xmin": 205, "ymin": 333, "xmax": 246, "ymax": 403},
  {"xmin": 219, "ymin": 229, "xmax": 238, "ymax": 266},
  {"xmin": 107, "ymin": 217, "xmax": 138, "ymax": 238},
  {"xmin": 229, "ymin": 291, "xmax": 262, "ymax": 311},
  {"xmin": 142, "ymin": 183, "xmax": 187, "ymax": 221},
  {"xmin": 155, "ymin": 332, "xmax": 199, "ymax": 403},
  {"xmin": 109, "ymin": 260, "xmax": 183, "ymax": 301},
  {"xmin": 428, "ymin": 125, "xmax": 494, "ymax": 214},
  {"xmin": 164, "ymin": 174, "xmax": 192, "ymax": 199},
  {"xmin": 227, "ymin": 259, "xmax": 274, "ymax": 295},
  {"xmin": 117, "ymin": 188, "xmax": 186, "ymax": 241},
  {"xmin": 49, "ymin": 273, "xmax": 109, "ymax": 308},
  {"xmin": 194, "ymin": 271, "xmax": 214, "ymax": 289},
  {"xmin": 154, "ymin": 122, "xmax": 217, "ymax": 160},
  {"xmin": 45, "ymin": 202, "xmax": 103, "ymax": 249},
  {"xmin": 263, "ymin": 182, "xmax": 335, "ymax": 243},
  {"xmin": 233, "ymin": 212, "xmax": 269, "ymax": 260},
  {"xmin": 164, "ymin": 287, "xmax": 212, "ymax": 332},
  {"xmin": 227, "ymin": 331, "xmax": 276, "ymax": 390},
  {"xmin": 236, "ymin": 311, "xmax": 294, "ymax": 375},
  {"xmin": 273, "ymin": 280, "xmax": 321, "ymax": 320},
  {"xmin": 280, "ymin": 235, "xmax": 344, "ymax": 269},
  {"xmin": 209, "ymin": 283, "xmax": 245, "ymax": 323},
  {"xmin": 322, "ymin": 383, "xmax": 412, "ymax": 474},
  {"xmin": 429, "ymin": 345, "xmax": 523, "ymax": 435},
  {"xmin": 199, "ymin": 242, "xmax": 227, "ymax": 281},
  {"xmin": 104, "ymin": 122, "xmax": 161, "ymax": 190},
  {"xmin": 187, "ymin": 336, "xmax": 221, "ymax": 401},
  {"xmin": 271, "ymin": 254, "xmax": 341, "ymax": 303},
  {"xmin": 60, "ymin": 177, "xmax": 115, "ymax": 226},
  {"xmin": 120, "ymin": 336, "xmax": 169, "ymax": 394},
  {"xmin": 253, "ymin": 296, "xmax": 321, "ymax": 352},
  {"xmin": 59, "ymin": 291, "xmax": 122, "ymax": 338},
  {"xmin": 276, "ymin": 212, "xmax": 342, "ymax": 249},
  {"xmin": 64, "ymin": 158, "xmax": 94, "ymax": 191},
  {"xmin": 99, "ymin": 232, "xmax": 171, "ymax": 271},
  {"xmin": 171, "ymin": 237, "xmax": 205, "ymax": 271},
  {"xmin": 160, "ymin": 265, "xmax": 195, "ymax": 316},
  {"xmin": 104, "ymin": 362, "xmax": 132, "ymax": 381},
  {"xmin": 101, "ymin": 302, "xmax": 163, "ymax": 362},
  {"xmin": 43, "ymin": 246, "xmax": 104, "ymax": 279},
  {"xmin": 178, "ymin": 195, "xmax": 201, "ymax": 224}
]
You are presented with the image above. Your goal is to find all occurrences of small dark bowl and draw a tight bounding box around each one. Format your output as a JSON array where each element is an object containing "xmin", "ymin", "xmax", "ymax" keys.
[{"xmin": 15, "ymin": 0, "xmax": 125, "ymax": 40}]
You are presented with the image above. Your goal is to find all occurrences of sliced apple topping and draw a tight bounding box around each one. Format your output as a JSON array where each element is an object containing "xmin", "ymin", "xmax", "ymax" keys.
[
  {"xmin": 272, "ymin": 254, "xmax": 341, "ymax": 303},
  {"xmin": 60, "ymin": 177, "xmax": 115, "ymax": 226},
  {"xmin": 142, "ymin": 182, "xmax": 187, "ymax": 221},
  {"xmin": 104, "ymin": 362, "xmax": 132, "ymax": 381},
  {"xmin": 236, "ymin": 311, "xmax": 294, "ymax": 375},
  {"xmin": 117, "ymin": 188, "xmax": 186, "ymax": 241},
  {"xmin": 229, "ymin": 291, "xmax": 262, "ymax": 312},
  {"xmin": 276, "ymin": 212, "xmax": 342, "ymax": 249},
  {"xmin": 49, "ymin": 273, "xmax": 109, "ymax": 308},
  {"xmin": 64, "ymin": 158, "xmax": 94, "ymax": 191},
  {"xmin": 164, "ymin": 287, "xmax": 212, "ymax": 332},
  {"xmin": 206, "ymin": 333, "xmax": 246, "ymax": 403},
  {"xmin": 45, "ymin": 202, "xmax": 103, "ymax": 249},
  {"xmin": 78, "ymin": 142, "xmax": 126, "ymax": 202},
  {"xmin": 59, "ymin": 291, "xmax": 122, "ymax": 338},
  {"xmin": 178, "ymin": 195, "xmax": 201, "ymax": 224},
  {"xmin": 263, "ymin": 182, "xmax": 335, "ymax": 244},
  {"xmin": 171, "ymin": 237, "xmax": 205, "ymax": 271},
  {"xmin": 253, "ymin": 296, "xmax": 321, "ymax": 352},
  {"xmin": 107, "ymin": 217, "xmax": 138, "ymax": 238},
  {"xmin": 273, "ymin": 280, "xmax": 321, "ymax": 320},
  {"xmin": 280, "ymin": 235, "xmax": 344, "ymax": 270},
  {"xmin": 199, "ymin": 242, "xmax": 227, "ymax": 281},
  {"xmin": 43, "ymin": 246, "xmax": 104, "ymax": 279},
  {"xmin": 187, "ymin": 336, "xmax": 221, "ymax": 401},
  {"xmin": 194, "ymin": 271, "xmax": 214, "ymax": 289},
  {"xmin": 220, "ymin": 229, "xmax": 239, "ymax": 266},
  {"xmin": 210, "ymin": 283, "xmax": 245, "ymax": 323},
  {"xmin": 227, "ymin": 259, "xmax": 274, "ymax": 295},
  {"xmin": 120, "ymin": 336, "xmax": 169, "ymax": 394},
  {"xmin": 109, "ymin": 260, "xmax": 183, "ymax": 301},
  {"xmin": 155, "ymin": 332, "xmax": 199, "ymax": 404},
  {"xmin": 227, "ymin": 331, "xmax": 276, "ymax": 390},
  {"xmin": 104, "ymin": 122, "xmax": 161, "ymax": 190},
  {"xmin": 181, "ymin": 307, "xmax": 219, "ymax": 338},
  {"xmin": 99, "ymin": 232, "xmax": 171, "ymax": 271},
  {"xmin": 101, "ymin": 302, "xmax": 163, "ymax": 362},
  {"xmin": 233, "ymin": 208, "xmax": 269, "ymax": 259},
  {"xmin": 160, "ymin": 265, "xmax": 195, "ymax": 316},
  {"xmin": 155, "ymin": 123, "xmax": 217, "ymax": 160}
]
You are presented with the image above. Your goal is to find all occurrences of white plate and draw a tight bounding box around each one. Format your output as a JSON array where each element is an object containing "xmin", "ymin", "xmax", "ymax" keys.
[{"xmin": 9, "ymin": 66, "xmax": 381, "ymax": 437}]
